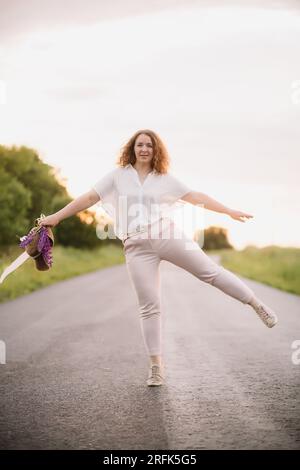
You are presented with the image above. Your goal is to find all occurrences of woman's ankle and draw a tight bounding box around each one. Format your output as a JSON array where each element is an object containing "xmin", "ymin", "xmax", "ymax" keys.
[
  {"xmin": 149, "ymin": 355, "xmax": 162, "ymax": 367},
  {"xmin": 248, "ymin": 295, "xmax": 261, "ymax": 308}
]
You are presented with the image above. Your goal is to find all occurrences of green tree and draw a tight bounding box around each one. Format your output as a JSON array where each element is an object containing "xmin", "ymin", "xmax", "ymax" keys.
[
  {"xmin": 0, "ymin": 145, "xmax": 67, "ymax": 220},
  {"xmin": 194, "ymin": 226, "xmax": 233, "ymax": 250},
  {"xmin": 0, "ymin": 144, "xmax": 101, "ymax": 248},
  {"xmin": 0, "ymin": 167, "xmax": 32, "ymax": 245}
]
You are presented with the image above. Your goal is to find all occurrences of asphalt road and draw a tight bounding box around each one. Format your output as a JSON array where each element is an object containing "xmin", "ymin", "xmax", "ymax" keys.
[{"xmin": 0, "ymin": 259, "xmax": 299, "ymax": 450}]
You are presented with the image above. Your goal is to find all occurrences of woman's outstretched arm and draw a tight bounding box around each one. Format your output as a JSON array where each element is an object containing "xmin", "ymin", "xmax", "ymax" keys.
[
  {"xmin": 38, "ymin": 189, "xmax": 100, "ymax": 227},
  {"xmin": 181, "ymin": 191, "xmax": 253, "ymax": 223}
]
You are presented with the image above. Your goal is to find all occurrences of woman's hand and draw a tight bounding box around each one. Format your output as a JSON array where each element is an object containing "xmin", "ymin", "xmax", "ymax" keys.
[
  {"xmin": 38, "ymin": 214, "xmax": 60, "ymax": 228},
  {"xmin": 228, "ymin": 209, "xmax": 254, "ymax": 223}
]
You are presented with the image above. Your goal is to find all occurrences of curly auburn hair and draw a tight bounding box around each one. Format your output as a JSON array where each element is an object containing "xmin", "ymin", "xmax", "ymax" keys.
[{"xmin": 116, "ymin": 129, "xmax": 170, "ymax": 174}]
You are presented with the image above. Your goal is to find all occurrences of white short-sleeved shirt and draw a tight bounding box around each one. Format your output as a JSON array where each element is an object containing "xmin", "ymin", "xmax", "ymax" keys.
[{"xmin": 92, "ymin": 163, "xmax": 192, "ymax": 240}]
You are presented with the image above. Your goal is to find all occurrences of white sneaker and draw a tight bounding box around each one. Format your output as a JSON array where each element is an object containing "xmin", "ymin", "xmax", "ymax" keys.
[
  {"xmin": 147, "ymin": 364, "xmax": 164, "ymax": 386},
  {"xmin": 250, "ymin": 300, "xmax": 278, "ymax": 328}
]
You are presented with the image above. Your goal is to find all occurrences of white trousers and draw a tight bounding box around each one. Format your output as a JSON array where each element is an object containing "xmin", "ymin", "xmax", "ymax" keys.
[{"xmin": 123, "ymin": 219, "xmax": 254, "ymax": 356}]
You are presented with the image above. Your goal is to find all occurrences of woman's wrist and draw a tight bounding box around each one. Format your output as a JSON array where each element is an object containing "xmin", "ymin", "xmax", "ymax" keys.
[{"xmin": 54, "ymin": 212, "xmax": 63, "ymax": 224}]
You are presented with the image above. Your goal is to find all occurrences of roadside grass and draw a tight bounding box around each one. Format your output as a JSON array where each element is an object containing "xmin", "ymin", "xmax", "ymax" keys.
[
  {"xmin": 0, "ymin": 243, "xmax": 125, "ymax": 303},
  {"xmin": 213, "ymin": 245, "xmax": 300, "ymax": 296},
  {"xmin": 1, "ymin": 243, "xmax": 299, "ymax": 303}
]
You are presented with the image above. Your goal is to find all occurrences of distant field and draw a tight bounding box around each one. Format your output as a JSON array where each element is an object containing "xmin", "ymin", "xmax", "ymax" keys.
[
  {"xmin": 0, "ymin": 243, "xmax": 125, "ymax": 303},
  {"xmin": 217, "ymin": 245, "xmax": 300, "ymax": 296}
]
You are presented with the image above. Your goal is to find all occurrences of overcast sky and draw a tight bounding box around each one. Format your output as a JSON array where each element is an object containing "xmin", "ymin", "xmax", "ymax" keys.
[{"xmin": 0, "ymin": 0, "xmax": 299, "ymax": 248}]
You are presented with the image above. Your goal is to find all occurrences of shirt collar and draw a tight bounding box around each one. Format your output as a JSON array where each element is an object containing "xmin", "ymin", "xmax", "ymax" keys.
[{"xmin": 128, "ymin": 163, "xmax": 155, "ymax": 174}]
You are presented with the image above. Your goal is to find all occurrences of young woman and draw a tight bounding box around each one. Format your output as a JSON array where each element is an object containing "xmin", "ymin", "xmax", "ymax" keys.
[{"xmin": 40, "ymin": 129, "xmax": 278, "ymax": 387}]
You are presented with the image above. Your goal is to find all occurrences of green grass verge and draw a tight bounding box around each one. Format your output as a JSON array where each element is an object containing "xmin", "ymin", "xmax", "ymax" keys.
[
  {"xmin": 0, "ymin": 243, "xmax": 125, "ymax": 303},
  {"xmin": 214, "ymin": 245, "xmax": 300, "ymax": 296}
]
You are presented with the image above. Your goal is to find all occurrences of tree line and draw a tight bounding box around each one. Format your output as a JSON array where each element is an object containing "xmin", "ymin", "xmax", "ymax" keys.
[{"xmin": 0, "ymin": 145, "xmax": 103, "ymax": 248}]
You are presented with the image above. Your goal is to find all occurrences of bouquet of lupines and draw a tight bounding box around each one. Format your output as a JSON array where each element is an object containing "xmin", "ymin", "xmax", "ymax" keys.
[
  {"xmin": 0, "ymin": 214, "xmax": 55, "ymax": 284},
  {"xmin": 18, "ymin": 214, "xmax": 54, "ymax": 271}
]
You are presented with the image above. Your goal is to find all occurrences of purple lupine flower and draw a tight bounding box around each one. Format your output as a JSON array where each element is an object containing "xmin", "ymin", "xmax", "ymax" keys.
[
  {"xmin": 41, "ymin": 231, "xmax": 53, "ymax": 267},
  {"xmin": 37, "ymin": 226, "xmax": 48, "ymax": 252},
  {"xmin": 19, "ymin": 228, "xmax": 36, "ymax": 249}
]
